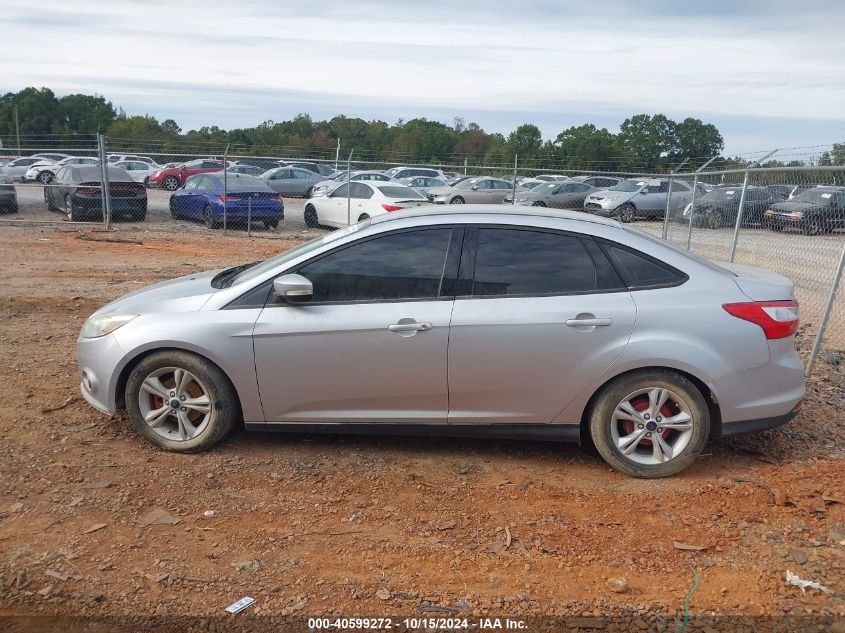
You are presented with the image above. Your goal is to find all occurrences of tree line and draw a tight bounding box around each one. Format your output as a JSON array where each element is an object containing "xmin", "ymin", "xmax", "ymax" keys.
[{"xmin": 1, "ymin": 86, "xmax": 842, "ymax": 172}]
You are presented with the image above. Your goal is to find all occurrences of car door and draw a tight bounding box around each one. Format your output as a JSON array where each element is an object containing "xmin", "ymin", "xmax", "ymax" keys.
[
  {"xmin": 253, "ymin": 226, "xmax": 462, "ymax": 423},
  {"xmin": 448, "ymin": 226, "xmax": 636, "ymax": 424},
  {"xmin": 178, "ymin": 176, "xmax": 204, "ymax": 218},
  {"xmin": 291, "ymin": 168, "xmax": 316, "ymax": 195},
  {"xmin": 832, "ymin": 193, "xmax": 845, "ymax": 228},
  {"xmin": 467, "ymin": 179, "xmax": 493, "ymax": 203},
  {"xmin": 317, "ymin": 182, "xmax": 353, "ymax": 227},
  {"xmin": 490, "ymin": 180, "xmax": 513, "ymax": 203}
]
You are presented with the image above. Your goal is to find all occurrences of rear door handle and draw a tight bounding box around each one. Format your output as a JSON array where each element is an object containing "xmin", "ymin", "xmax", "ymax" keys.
[
  {"xmin": 388, "ymin": 322, "xmax": 432, "ymax": 332},
  {"xmin": 565, "ymin": 317, "xmax": 612, "ymax": 327}
]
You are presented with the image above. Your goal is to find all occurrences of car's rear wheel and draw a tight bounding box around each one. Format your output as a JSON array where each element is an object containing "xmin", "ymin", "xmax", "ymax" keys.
[
  {"xmin": 304, "ymin": 205, "xmax": 319, "ymax": 228},
  {"xmin": 125, "ymin": 351, "xmax": 239, "ymax": 453},
  {"xmin": 263, "ymin": 218, "xmax": 279, "ymax": 229},
  {"xmin": 450, "ymin": 196, "xmax": 465, "ymax": 204},
  {"xmin": 588, "ymin": 370, "xmax": 710, "ymax": 478},
  {"xmin": 163, "ymin": 176, "xmax": 180, "ymax": 191},
  {"xmin": 143, "ymin": 177, "xmax": 150, "ymax": 187},
  {"xmin": 706, "ymin": 213, "xmax": 723, "ymax": 229},
  {"xmin": 618, "ymin": 203, "xmax": 636, "ymax": 223},
  {"xmin": 203, "ymin": 204, "xmax": 218, "ymax": 229},
  {"xmin": 305, "ymin": 187, "xmax": 314, "ymax": 198},
  {"xmin": 357, "ymin": 213, "xmax": 370, "ymax": 222},
  {"xmin": 169, "ymin": 197, "xmax": 181, "ymax": 219},
  {"xmin": 38, "ymin": 171, "xmax": 54, "ymax": 184},
  {"xmin": 803, "ymin": 218, "xmax": 826, "ymax": 236},
  {"xmin": 532, "ymin": 201, "xmax": 546, "ymax": 207},
  {"xmin": 64, "ymin": 195, "xmax": 84, "ymax": 222},
  {"xmin": 44, "ymin": 187, "xmax": 56, "ymax": 212}
]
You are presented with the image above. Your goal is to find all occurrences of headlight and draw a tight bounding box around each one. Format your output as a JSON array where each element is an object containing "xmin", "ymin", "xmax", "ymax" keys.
[{"xmin": 81, "ymin": 313, "xmax": 138, "ymax": 338}]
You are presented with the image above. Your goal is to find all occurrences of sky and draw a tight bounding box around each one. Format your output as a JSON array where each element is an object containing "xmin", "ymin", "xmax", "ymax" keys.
[{"xmin": 3, "ymin": 0, "xmax": 845, "ymax": 159}]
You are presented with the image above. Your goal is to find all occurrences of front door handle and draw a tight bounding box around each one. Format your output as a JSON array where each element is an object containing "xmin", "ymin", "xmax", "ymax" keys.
[
  {"xmin": 565, "ymin": 317, "xmax": 612, "ymax": 327},
  {"xmin": 388, "ymin": 322, "xmax": 433, "ymax": 332}
]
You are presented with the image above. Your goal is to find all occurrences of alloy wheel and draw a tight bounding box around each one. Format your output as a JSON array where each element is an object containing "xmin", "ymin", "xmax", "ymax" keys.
[{"xmin": 137, "ymin": 367, "xmax": 213, "ymax": 442}]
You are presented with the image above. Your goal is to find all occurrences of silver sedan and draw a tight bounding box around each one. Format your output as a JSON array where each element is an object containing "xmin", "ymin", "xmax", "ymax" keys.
[{"xmin": 77, "ymin": 207, "xmax": 804, "ymax": 478}]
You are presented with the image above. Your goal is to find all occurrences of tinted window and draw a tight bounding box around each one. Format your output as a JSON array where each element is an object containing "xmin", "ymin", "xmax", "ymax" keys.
[
  {"xmin": 599, "ymin": 241, "xmax": 685, "ymax": 289},
  {"xmin": 349, "ymin": 182, "xmax": 373, "ymax": 199},
  {"xmin": 471, "ymin": 229, "xmax": 599, "ymax": 296},
  {"xmin": 298, "ymin": 229, "xmax": 453, "ymax": 302},
  {"xmin": 376, "ymin": 185, "xmax": 425, "ymax": 199},
  {"xmin": 331, "ymin": 183, "xmax": 349, "ymax": 197},
  {"xmin": 183, "ymin": 177, "xmax": 199, "ymax": 190}
]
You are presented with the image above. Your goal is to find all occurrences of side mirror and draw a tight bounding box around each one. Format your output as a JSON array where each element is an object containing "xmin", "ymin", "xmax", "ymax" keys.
[
  {"xmin": 470, "ymin": 184, "xmax": 479, "ymax": 191},
  {"xmin": 273, "ymin": 274, "xmax": 313, "ymax": 303}
]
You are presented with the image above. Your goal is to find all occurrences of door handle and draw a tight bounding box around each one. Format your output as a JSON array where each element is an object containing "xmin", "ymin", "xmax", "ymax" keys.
[
  {"xmin": 388, "ymin": 322, "xmax": 433, "ymax": 332},
  {"xmin": 565, "ymin": 317, "xmax": 612, "ymax": 327}
]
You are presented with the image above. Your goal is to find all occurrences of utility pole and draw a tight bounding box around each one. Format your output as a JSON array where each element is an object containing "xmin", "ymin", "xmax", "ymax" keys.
[
  {"xmin": 222, "ymin": 143, "xmax": 229, "ymax": 235},
  {"xmin": 14, "ymin": 105, "xmax": 21, "ymax": 154},
  {"xmin": 335, "ymin": 138, "xmax": 340, "ymax": 172},
  {"xmin": 511, "ymin": 154, "xmax": 518, "ymax": 205},
  {"xmin": 346, "ymin": 149, "xmax": 353, "ymax": 226}
]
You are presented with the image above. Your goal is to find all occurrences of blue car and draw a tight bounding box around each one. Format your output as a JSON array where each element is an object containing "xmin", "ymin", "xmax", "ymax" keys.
[{"xmin": 169, "ymin": 172, "xmax": 284, "ymax": 229}]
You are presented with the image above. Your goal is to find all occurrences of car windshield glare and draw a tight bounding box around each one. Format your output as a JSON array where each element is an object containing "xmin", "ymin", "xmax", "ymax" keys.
[
  {"xmin": 611, "ymin": 179, "xmax": 646, "ymax": 192},
  {"xmin": 376, "ymin": 185, "xmax": 426, "ymax": 199},
  {"xmin": 792, "ymin": 189, "xmax": 836, "ymax": 205},
  {"xmin": 703, "ymin": 188, "xmax": 740, "ymax": 201}
]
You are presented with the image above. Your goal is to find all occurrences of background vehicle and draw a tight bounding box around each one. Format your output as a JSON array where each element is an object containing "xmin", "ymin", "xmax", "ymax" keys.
[
  {"xmin": 310, "ymin": 171, "xmax": 393, "ymax": 197},
  {"xmin": 169, "ymin": 173, "xmax": 284, "ymax": 230},
  {"xmin": 765, "ymin": 184, "xmax": 810, "ymax": 201},
  {"xmin": 45, "ymin": 165, "xmax": 147, "ymax": 222},
  {"xmin": 31, "ymin": 152, "xmax": 71, "ymax": 162},
  {"xmin": 569, "ymin": 175, "xmax": 622, "ymax": 189},
  {"xmin": 77, "ymin": 206, "xmax": 804, "ymax": 479},
  {"xmin": 512, "ymin": 181, "xmax": 596, "ymax": 208},
  {"xmin": 385, "ymin": 166, "xmax": 447, "ymax": 180},
  {"xmin": 279, "ymin": 161, "xmax": 334, "ymax": 176},
  {"xmin": 584, "ymin": 178, "xmax": 694, "ymax": 223},
  {"xmin": 25, "ymin": 156, "xmax": 99, "ymax": 184},
  {"xmin": 113, "ymin": 159, "xmax": 157, "ymax": 185},
  {"xmin": 107, "ymin": 154, "xmax": 159, "ymax": 167},
  {"xmin": 763, "ymin": 187, "xmax": 845, "ymax": 235},
  {"xmin": 535, "ymin": 174, "xmax": 569, "ymax": 182},
  {"xmin": 400, "ymin": 176, "xmax": 448, "ymax": 195},
  {"xmin": 0, "ymin": 156, "xmax": 50, "ymax": 181},
  {"xmin": 0, "ymin": 175, "xmax": 17, "ymax": 213},
  {"xmin": 0, "ymin": 156, "xmax": 17, "ymax": 167},
  {"xmin": 261, "ymin": 167, "xmax": 324, "ymax": 196},
  {"xmin": 303, "ymin": 181, "xmax": 426, "ymax": 228},
  {"xmin": 148, "ymin": 159, "xmax": 226, "ymax": 191},
  {"xmin": 685, "ymin": 186, "xmax": 778, "ymax": 229},
  {"xmin": 226, "ymin": 163, "xmax": 265, "ymax": 177},
  {"xmin": 427, "ymin": 177, "xmax": 513, "ymax": 204}
]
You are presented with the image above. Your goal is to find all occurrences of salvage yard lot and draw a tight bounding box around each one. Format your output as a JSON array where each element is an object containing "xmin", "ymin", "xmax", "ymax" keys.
[{"xmin": 0, "ymin": 212, "xmax": 844, "ymax": 629}]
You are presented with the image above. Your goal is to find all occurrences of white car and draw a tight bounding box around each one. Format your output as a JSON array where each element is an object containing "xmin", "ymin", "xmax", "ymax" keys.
[
  {"xmin": 535, "ymin": 174, "xmax": 570, "ymax": 182},
  {"xmin": 384, "ymin": 166, "xmax": 447, "ymax": 181},
  {"xmin": 303, "ymin": 181, "xmax": 428, "ymax": 228},
  {"xmin": 113, "ymin": 159, "xmax": 157, "ymax": 185},
  {"xmin": 310, "ymin": 171, "xmax": 394, "ymax": 197},
  {"xmin": 107, "ymin": 154, "xmax": 159, "ymax": 167},
  {"xmin": 25, "ymin": 156, "xmax": 99, "ymax": 184}
]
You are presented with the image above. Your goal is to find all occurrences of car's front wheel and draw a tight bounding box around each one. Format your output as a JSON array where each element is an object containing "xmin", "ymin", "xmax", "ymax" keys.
[
  {"xmin": 162, "ymin": 176, "xmax": 180, "ymax": 191},
  {"xmin": 204, "ymin": 205, "xmax": 218, "ymax": 229},
  {"xmin": 125, "ymin": 351, "xmax": 240, "ymax": 452},
  {"xmin": 39, "ymin": 171, "xmax": 55, "ymax": 184},
  {"xmin": 588, "ymin": 369, "xmax": 710, "ymax": 478},
  {"xmin": 618, "ymin": 203, "xmax": 636, "ymax": 223},
  {"xmin": 450, "ymin": 196, "xmax": 465, "ymax": 204},
  {"xmin": 304, "ymin": 204, "xmax": 319, "ymax": 228}
]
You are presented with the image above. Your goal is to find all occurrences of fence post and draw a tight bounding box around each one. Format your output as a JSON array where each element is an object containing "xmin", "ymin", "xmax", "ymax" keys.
[
  {"xmin": 464, "ymin": 157, "xmax": 468, "ymax": 175},
  {"xmin": 222, "ymin": 144, "xmax": 229, "ymax": 236},
  {"xmin": 729, "ymin": 170, "xmax": 750, "ymax": 263},
  {"xmin": 247, "ymin": 195, "xmax": 252, "ymax": 238},
  {"xmin": 335, "ymin": 138, "xmax": 340, "ymax": 172},
  {"xmin": 346, "ymin": 149, "xmax": 353, "ymax": 226},
  {"xmin": 97, "ymin": 133, "xmax": 112, "ymax": 230},
  {"xmin": 661, "ymin": 171, "xmax": 675, "ymax": 239},
  {"xmin": 511, "ymin": 154, "xmax": 518, "ymax": 205},
  {"xmin": 806, "ymin": 240, "xmax": 845, "ymax": 376},
  {"xmin": 685, "ymin": 156, "xmax": 717, "ymax": 250}
]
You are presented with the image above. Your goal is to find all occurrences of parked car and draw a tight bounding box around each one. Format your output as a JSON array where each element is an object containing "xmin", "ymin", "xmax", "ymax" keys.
[
  {"xmin": 0, "ymin": 156, "xmax": 16, "ymax": 167},
  {"xmin": 0, "ymin": 175, "xmax": 17, "ymax": 213},
  {"xmin": 31, "ymin": 152, "xmax": 71, "ymax": 163},
  {"xmin": 569, "ymin": 175, "xmax": 622, "ymax": 189},
  {"xmin": 44, "ymin": 165, "xmax": 147, "ymax": 222},
  {"xmin": 261, "ymin": 167, "xmax": 324, "ymax": 197},
  {"xmin": 310, "ymin": 171, "xmax": 393, "ymax": 197},
  {"xmin": 684, "ymin": 187, "xmax": 778, "ymax": 229},
  {"xmin": 25, "ymin": 156, "xmax": 99, "ymax": 184},
  {"xmin": 279, "ymin": 161, "xmax": 333, "ymax": 176},
  {"xmin": 226, "ymin": 164, "xmax": 265, "ymax": 177},
  {"xmin": 113, "ymin": 160, "xmax": 158, "ymax": 185},
  {"xmin": 763, "ymin": 187, "xmax": 845, "ymax": 235},
  {"xmin": 512, "ymin": 181, "xmax": 597, "ymax": 208},
  {"xmin": 427, "ymin": 177, "xmax": 513, "ymax": 204},
  {"xmin": 303, "ymin": 181, "xmax": 427, "ymax": 228},
  {"xmin": 385, "ymin": 166, "xmax": 447, "ymax": 181},
  {"xmin": 535, "ymin": 174, "xmax": 569, "ymax": 182},
  {"xmin": 584, "ymin": 178, "xmax": 695, "ymax": 223},
  {"xmin": 76, "ymin": 206, "xmax": 804, "ymax": 478},
  {"xmin": 765, "ymin": 184, "xmax": 810, "ymax": 201},
  {"xmin": 108, "ymin": 155, "xmax": 159, "ymax": 167},
  {"xmin": 148, "ymin": 159, "xmax": 227, "ymax": 190},
  {"xmin": 0, "ymin": 156, "xmax": 51, "ymax": 181},
  {"xmin": 399, "ymin": 176, "xmax": 448, "ymax": 195},
  {"xmin": 169, "ymin": 173, "xmax": 284, "ymax": 230}
]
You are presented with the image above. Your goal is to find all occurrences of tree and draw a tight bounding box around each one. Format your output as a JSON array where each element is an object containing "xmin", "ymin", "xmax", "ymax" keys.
[
  {"xmin": 56, "ymin": 93, "xmax": 116, "ymax": 134},
  {"xmin": 506, "ymin": 123, "xmax": 542, "ymax": 161},
  {"xmin": 554, "ymin": 124, "xmax": 620, "ymax": 170},
  {"xmin": 672, "ymin": 117, "xmax": 723, "ymax": 163},
  {"xmin": 618, "ymin": 114, "xmax": 676, "ymax": 169},
  {"xmin": 161, "ymin": 119, "xmax": 182, "ymax": 136}
]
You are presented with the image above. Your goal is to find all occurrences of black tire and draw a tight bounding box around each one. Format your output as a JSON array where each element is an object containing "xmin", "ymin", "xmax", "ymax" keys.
[
  {"xmin": 129, "ymin": 208, "xmax": 147, "ymax": 222},
  {"xmin": 532, "ymin": 201, "xmax": 546, "ymax": 207},
  {"xmin": 163, "ymin": 176, "xmax": 180, "ymax": 191},
  {"xmin": 263, "ymin": 218, "xmax": 279, "ymax": 229},
  {"xmin": 38, "ymin": 171, "xmax": 54, "ymax": 185},
  {"xmin": 357, "ymin": 213, "xmax": 370, "ymax": 222},
  {"xmin": 618, "ymin": 204, "xmax": 636, "ymax": 223},
  {"xmin": 143, "ymin": 177, "xmax": 150, "ymax": 187},
  {"xmin": 706, "ymin": 213, "xmax": 722, "ymax": 230},
  {"xmin": 588, "ymin": 369, "xmax": 710, "ymax": 478},
  {"xmin": 450, "ymin": 196, "xmax": 465, "ymax": 204},
  {"xmin": 771, "ymin": 223, "xmax": 784, "ymax": 232},
  {"xmin": 305, "ymin": 187, "xmax": 314, "ymax": 199},
  {"xmin": 124, "ymin": 350, "xmax": 240, "ymax": 453},
  {"xmin": 44, "ymin": 187, "xmax": 56, "ymax": 212},
  {"xmin": 304, "ymin": 205, "xmax": 319, "ymax": 228},
  {"xmin": 803, "ymin": 218, "xmax": 825, "ymax": 236},
  {"xmin": 169, "ymin": 197, "xmax": 181, "ymax": 219},
  {"xmin": 64, "ymin": 195, "xmax": 84, "ymax": 222},
  {"xmin": 203, "ymin": 205, "xmax": 218, "ymax": 229}
]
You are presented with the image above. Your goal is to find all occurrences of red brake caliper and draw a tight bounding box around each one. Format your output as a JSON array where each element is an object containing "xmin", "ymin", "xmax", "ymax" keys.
[{"xmin": 621, "ymin": 395, "xmax": 672, "ymax": 445}]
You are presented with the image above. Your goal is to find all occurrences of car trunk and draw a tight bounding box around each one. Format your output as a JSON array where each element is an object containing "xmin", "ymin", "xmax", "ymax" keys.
[{"xmin": 717, "ymin": 262, "xmax": 794, "ymax": 301}]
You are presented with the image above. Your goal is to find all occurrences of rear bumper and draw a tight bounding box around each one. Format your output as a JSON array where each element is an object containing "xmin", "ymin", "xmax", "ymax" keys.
[{"xmin": 720, "ymin": 409, "xmax": 798, "ymax": 436}]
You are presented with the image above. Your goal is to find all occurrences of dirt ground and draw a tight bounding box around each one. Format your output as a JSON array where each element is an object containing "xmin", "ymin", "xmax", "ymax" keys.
[{"xmin": 0, "ymin": 222, "xmax": 843, "ymax": 632}]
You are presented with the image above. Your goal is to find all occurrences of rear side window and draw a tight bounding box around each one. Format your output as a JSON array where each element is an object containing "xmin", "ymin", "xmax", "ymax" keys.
[
  {"xmin": 471, "ymin": 228, "xmax": 602, "ymax": 296},
  {"xmin": 598, "ymin": 240, "xmax": 686, "ymax": 289},
  {"xmin": 297, "ymin": 229, "xmax": 454, "ymax": 302}
]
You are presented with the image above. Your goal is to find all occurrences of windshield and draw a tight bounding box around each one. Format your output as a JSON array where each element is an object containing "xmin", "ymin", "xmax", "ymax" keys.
[
  {"xmin": 701, "ymin": 188, "xmax": 741, "ymax": 201},
  {"xmin": 227, "ymin": 224, "xmax": 370, "ymax": 286},
  {"xmin": 611, "ymin": 179, "xmax": 647, "ymax": 192},
  {"xmin": 792, "ymin": 189, "xmax": 837, "ymax": 205},
  {"xmin": 376, "ymin": 185, "xmax": 426, "ymax": 199}
]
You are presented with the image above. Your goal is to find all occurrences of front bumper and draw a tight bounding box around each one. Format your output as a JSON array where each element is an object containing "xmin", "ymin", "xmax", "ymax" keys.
[
  {"xmin": 77, "ymin": 333, "xmax": 128, "ymax": 415},
  {"xmin": 583, "ymin": 199, "xmax": 622, "ymax": 216}
]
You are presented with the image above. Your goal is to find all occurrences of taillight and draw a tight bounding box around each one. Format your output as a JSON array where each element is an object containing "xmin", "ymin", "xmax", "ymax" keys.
[
  {"xmin": 218, "ymin": 195, "xmax": 230, "ymax": 202},
  {"xmin": 381, "ymin": 203, "xmax": 403, "ymax": 212},
  {"xmin": 722, "ymin": 300, "xmax": 799, "ymax": 339},
  {"xmin": 277, "ymin": 194, "xmax": 284, "ymax": 203},
  {"xmin": 76, "ymin": 186, "xmax": 100, "ymax": 196}
]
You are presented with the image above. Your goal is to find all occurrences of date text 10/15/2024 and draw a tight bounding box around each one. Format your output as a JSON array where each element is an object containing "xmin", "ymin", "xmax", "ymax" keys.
[{"xmin": 307, "ymin": 617, "xmax": 527, "ymax": 630}]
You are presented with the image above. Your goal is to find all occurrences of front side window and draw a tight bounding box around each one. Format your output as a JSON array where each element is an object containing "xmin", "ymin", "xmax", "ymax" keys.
[
  {"xmin": 471, "ymin": 229, "xmax": 599, "ymax": 296},
  {"xmin": 297, "ymin": 229, "xmax": 454, "ymax": 302},
  {"xmin": 349, "ymin": 182, "xmax": 373, "ymax": 199}
]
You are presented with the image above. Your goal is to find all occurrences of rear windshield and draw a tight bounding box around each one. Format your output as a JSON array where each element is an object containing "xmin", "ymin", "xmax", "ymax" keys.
[{"xmin": 376, "ymin": 185, "xmax": 426, "ymax": 199}]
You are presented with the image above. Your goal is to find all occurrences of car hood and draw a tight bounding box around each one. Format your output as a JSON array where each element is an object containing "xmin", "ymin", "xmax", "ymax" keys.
[
  {"xmin": 95, "ymin": 269, "xmax": 222, "ymax": 316},
  {"xmin": 588, "ymin": 189, "xmax": 635, "ymax": 201}
]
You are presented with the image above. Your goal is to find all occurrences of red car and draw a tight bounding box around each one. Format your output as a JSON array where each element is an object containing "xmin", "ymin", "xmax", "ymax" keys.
[{"xmin": 148, "ymin": 159, "xmax": 226, "ymax": 191}]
